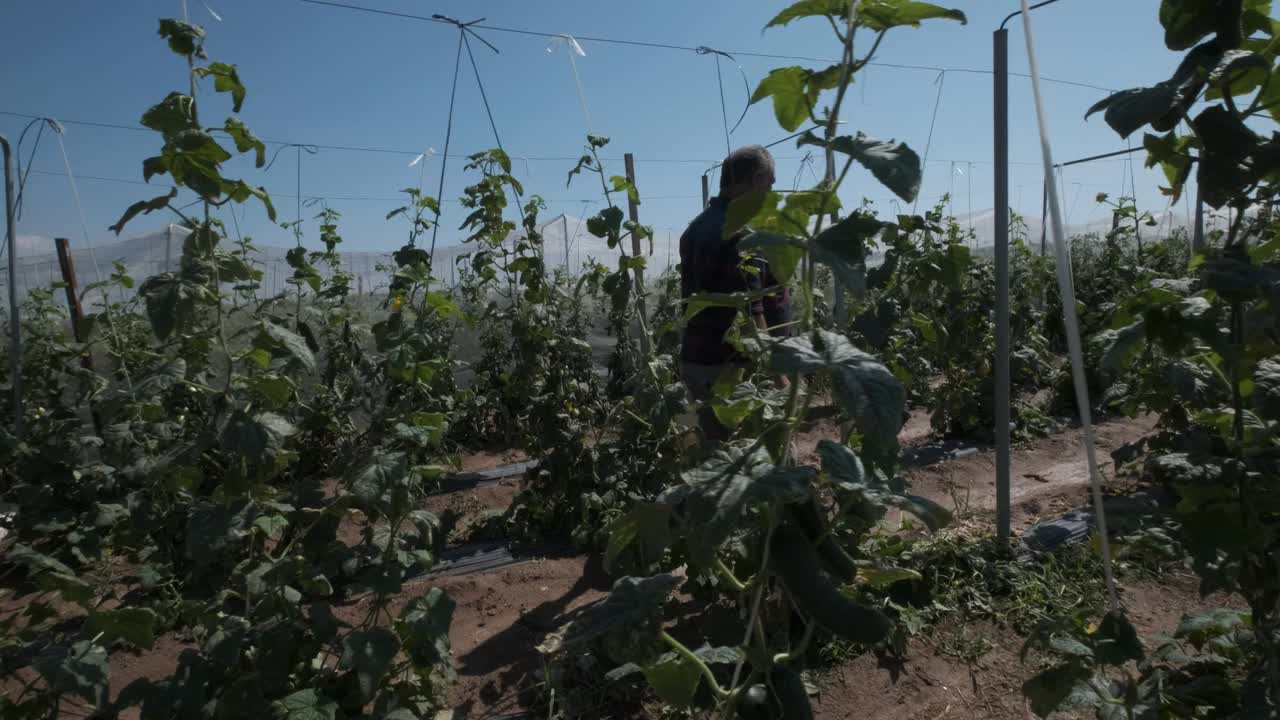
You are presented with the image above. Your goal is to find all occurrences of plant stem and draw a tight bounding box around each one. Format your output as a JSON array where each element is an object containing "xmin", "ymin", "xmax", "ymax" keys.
[
  {"xmin": 713, "ymin": 557, "xmax": 748, "ymax": 593},
  {"xmin": 660, "ymin": 630, "xmax": 729, "ymax": 699}
]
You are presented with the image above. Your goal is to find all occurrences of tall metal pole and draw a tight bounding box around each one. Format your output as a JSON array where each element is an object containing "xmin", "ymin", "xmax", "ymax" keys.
[
  {"xmin": 993, "ymin": 29, "xmax": 1012, "ymax": 544},
  {"xmin": 1192, "ymin": 184, "xmax": 1205, "ymax": 254},
  {"xmin": 2, "ymin": 135, "xmax": 21, "ymax": 434},
  {"xmin": 701, "ymin": 174, "xmax": 710, "ymax": 209}
]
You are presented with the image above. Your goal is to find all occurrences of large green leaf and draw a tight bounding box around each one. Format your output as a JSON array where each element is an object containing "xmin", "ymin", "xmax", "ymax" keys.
[
  {"xmin": 858, "ymin": 1, "xmax": 967, "ymax": 30},
  {"xmin": 1157, "ymin": 0, "xmax": 1220, "ymax": 50},
  {"xmin": 679, "ymin": 444, "xmax": 811, "ymax": 565},
  {"xmin": 140, "ymin": 92, "xmax": 196, "ymax": 136},
  {"xmin": 604, "ymin": 502, "xmax": 673, "ymax": 574},
  {"xmin": 1175, "ymin": 608, "xmax": 1250, "ymax": 647},
  {"xmin": 765, "ymin": 0, "xmax": 844, "ymax": 28},
  {"xmin": 261, "ymin": 322, "xmax": 318, "ymax": 374},
  {"xmin": 643, "ymin": 653, "xmax": 702, "ymax": 707},
  {"xmin": 32, "ymin": 640, "xmax": 109, "ymax": 708},
  {"xmin": 1094, "ymin": 610, "xmax": 1145, "ymax": 666},
  {"xmin": 275, "ymin": 689, "xmax": 339, "ymax": 720},
  {"xmin": 739, "ymin": 231, "xmax": 807, "ymax": 284},
  {"xmin": 818, "ymin": 441, "xmax": 950, "ymax": 530},
  {"xmin": 799, "ymin": 131, "xmax": 921, "ymax": 202},
  {"xmin": 811, "ymin": 211, "xmax": 884, "ymax": 292},
  {"xmin": 397, "ymin": 588, "xmax": 455, "ymax": 678},
  {"xmin": 1193, "ymin": 105, "xmax": 1279, "ymax": 208},
  {"xmin": 1085, "ymin": 41, "xmax": 1222, "ymax": 138},
  {"xmin": 771, "ymin": 331, "xmax": 905, "ymax": 463},
  {"xmin": 223, "ymin": 118, "xmax": 266, "ymax": 167},
  {"xmin": 751, "ymin": 66, "xmax": 812, "ymax": 132},
  {"xmin": 538, "ymin": 575, "xmax": 682, "ymax": 666},
  {"xmin": 220, "ymin": 411, "xmax": 296, "ymax": 468},
  {"xmin": 340, "ymin": 627, "xmax": 401, "ymax": 706},
  {"xmin": 110, "ymin": 189, "xmax": 178, "ymax": 236},
  {"xmin": 87, "ymin": 607, "xmax": 158, "ymax": 650},
  {"xmin": 723, "ymin": 190, "xmax": 771, "ymax": 240},
  {"xmin": 158, "ymin": 18, "xmax": 205, "ymax": 55},
  {"xmin": 195, "ymin": 62, "xmax": 247, "ymax": 112},
  {"xmin": 587, "ymin": 206, "xmax": 625, "ymax": 240},
  {"xmin": 1022, "ymin": 664, "xmax": 1104, "ymax": 718},
  {"xmin": 347, "ymin": 450, "xmax": 409, "ymax": 514}
]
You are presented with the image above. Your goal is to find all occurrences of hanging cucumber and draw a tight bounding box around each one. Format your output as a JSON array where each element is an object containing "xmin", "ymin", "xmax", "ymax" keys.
[
  {"xmin": 787, "ymin": 497, "xmax": 859, "ymax": 584},
  {"xmin": 770, "ymin": 525, "xmax": 892, "ymax": 645},
  {"xmin": 734, "ymin": 664, "xmax": 814, "ymax": 720}
]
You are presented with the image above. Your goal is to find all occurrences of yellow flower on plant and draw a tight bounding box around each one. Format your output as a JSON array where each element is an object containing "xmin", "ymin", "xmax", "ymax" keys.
[
  {"xmin": 1085, "ymin": 622, "xmax": 1098, "ymax": 634},
  {"xmin": 392, "ymin": 294, "xmax": 405, "ymax": 310}
]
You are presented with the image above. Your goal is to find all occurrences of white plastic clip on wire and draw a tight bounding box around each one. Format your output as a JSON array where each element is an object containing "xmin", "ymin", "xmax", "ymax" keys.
[
  {"xmin": 547, "ymin": 34, "xmax": 592, "ymax": 134},
  {"xmin": 1018, "ymin": 0, "xmax": 1121, "ymax": 610}
]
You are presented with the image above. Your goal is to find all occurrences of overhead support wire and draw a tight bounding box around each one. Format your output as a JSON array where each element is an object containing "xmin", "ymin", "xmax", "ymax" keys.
[{"xmin": 298, "ymin": 0, "xmax": 1115, "ymax": 92}]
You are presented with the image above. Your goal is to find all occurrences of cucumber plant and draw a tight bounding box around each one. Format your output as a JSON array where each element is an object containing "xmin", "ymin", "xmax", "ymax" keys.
[
  {"xmin": 1031, "ymin": 0, "xmax": 1280, "ymax": 714},
  {"xmin": 538, "ymin": 2, "xmax": 964, "ymax": 716}
]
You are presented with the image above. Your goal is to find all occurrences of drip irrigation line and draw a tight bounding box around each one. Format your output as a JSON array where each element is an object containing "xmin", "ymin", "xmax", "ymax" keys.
[{"xmin": 298, "ymin": 0, "xmax": 1116, "ymax": 92}]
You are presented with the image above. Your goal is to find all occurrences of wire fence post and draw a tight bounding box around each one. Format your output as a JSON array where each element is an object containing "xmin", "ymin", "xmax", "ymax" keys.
[
  {"xmin": 993, "ymin": 27, "xmax": 1012, "ymax": 544},
  {"xmin": 2, "ymin": 135, "xmax": 21, "ymax": 434},
  {"xmin": 625, "ymin": 153, "xmax": 652, "ymax": 360}
]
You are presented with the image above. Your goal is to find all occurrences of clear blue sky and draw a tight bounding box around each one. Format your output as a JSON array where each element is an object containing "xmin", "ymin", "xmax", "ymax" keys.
[{"xmin": 2, "ymin": 0, "xmax": 1193, "ymax": 256}]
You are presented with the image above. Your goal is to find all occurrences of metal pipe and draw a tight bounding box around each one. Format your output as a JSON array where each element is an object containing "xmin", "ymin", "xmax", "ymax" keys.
[
  {"xmin": 1192, "ymin": 183, "xmax": 1205, "ymax": 254},
  {"xmin": 993, "ymin": 30, "xmax": 1011, "ymax": 543},
  {"xmin": 701, "ymin": 174, "xmax": 710, "ymax": 209},
  {"xmin": 1055, "ymin": 146, "xmax": 1142, "ymax": 168},
  {"xmin": 2, "ymin": 135, "xmax": 21, "ymax": 434}
]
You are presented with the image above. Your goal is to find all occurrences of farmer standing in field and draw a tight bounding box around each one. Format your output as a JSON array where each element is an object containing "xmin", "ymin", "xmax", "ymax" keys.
[{"xmin": 679, "ymin": 145, "xmax": 792, "ymax": 440}]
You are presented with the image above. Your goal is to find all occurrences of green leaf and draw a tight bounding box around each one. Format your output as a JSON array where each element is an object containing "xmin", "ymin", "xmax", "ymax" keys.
[
  {"xmin": 680, "ymin": 444, "xmax": 810, "ymax": 566},
  {"xmin": 251, "ymin": 375, "xmax": 292, "ymax": 405},
  {"xmin": 724, "ymin": 190, "xmax": 771, "ymax": 241},
  {"xmin": 604, "ymin": 502, "xmax": 673, "ymax": 574},
  {"xmin": 799, "ymin": 131, "xmax": 921, "ymax": 202},
  {"xmin": 110, "ymin": 189, "xmax": 178, "ymax": 236},
  {"xmin": 817, "ymin": 439, "xmax": 865, "ymax": 488},
  {"xmin": 643, "ymin": 653, "xmax": 702, "ymax": 707},
  {"xmin": 1022, "ymin": 664, "xmax": 1102, "ymax": 718},
  {"xmin": 397, "ymin": 588, "xmax": 455, "ymax": 677},
  {"xmin": 1094, "ymin": 610, "xmax": 1145, "ymax": 665},
  {"xmin": 1158, "ymin": 0, "xmax": 1218, "ymax": 50},
  {"xmin": 1085, "ymin": 41, "xmax": 1221, "ymax": 138},
  {"xmin": 32, "ymin": 640, "xmax": 108, "ymax": 708},
  {"xmin": 739, "ymin": 231, "xmax": 806, "ymax": 284},
  {"xmin": 587, "ymin": 206, "xmax": 625, "ymax": 240},
  {"xmin": 87, "ymin": 607, "xmax": 157, "ymax": 650},
  {"xmin": 886, "ymin": 494, "xmax": 952, "ymax": 531},
  {"xmin": 811, "ymin": 211, "xmax": 883, "ymax": 291},
  {"xmin": 158, "ymin": 18, "xmax": 205, "ymax": 55},
  {"xmin": 1175, "ymin": 608, "xmax": 1250, "ymax": 647},
  {"xmin": 253, "ymin": 513, "xmax": 289, "ymax": 540},
  {"xmin": 275, "ymin": 689, "xmax": 339, "ymax": 720},
  {"xmin": 223, "ymin": 118, "xmax": 266, "ymax": 167},
  {"xmin": 1098, "ymin": 321, "xmax": 1146, "ymax": 371},
  {"xmin": 858, "ymin": 1, "xmax": 967, "ymax": 31},
  {"xmin": 347, "ymin": 450, "xmax": 409, "ymax": 515},
  {"xmin": 1206, "ymin": 49, "xmax": 1271, "ymax": 98},
  {"xmin": 751, "ymin": 66, "xmax": 812, "ymax": 132},
  {"xmin": 854, "ymin": 564, "xmax": 922, "ymax": 587},
  {"xmin": 538, "ymin": 575, "xmax": 681, "ymax": 666},
  {"xmin": 221, "ymin": 411, "xmax": 296, "ymax": 469},
  {"xmin": 1193, "ymin": 104, "xmax": 1277, "ymax": 209},
  {"xmin": 140, "ymin": 92, "xmax": 196, "ymax": 136},
  {"xmin": 609, "ymin": 175, "xmax": 640, "ymax": 205},
  {"xmin": 765, "ymin": 0, "xmax": 844, "ymax": 28},
  {"xmin": 1048, "ymin": 634, "xmax": 1095, "ymax": 660},
  {"xmin": 340, "ymin": 627, "xmax": 401, "ymax": 706},
  {"xmin": 195, "ymin": 62, "xmax": 247, "ymax": 112},
  {"xmin": 771, "ymin": 331, "xmax": 905, "ymax": 465},
  {"xmin": 261, "ymin": 322, "xmax": 318, "ymax": 374}
]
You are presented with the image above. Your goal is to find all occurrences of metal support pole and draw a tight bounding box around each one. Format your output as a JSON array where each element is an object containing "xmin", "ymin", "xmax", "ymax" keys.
[
  {"xmin": 563, "ymin": 214, "xmax": 571, "ymax": 275},
  {"xmin": 993, "ymin": 29, "xmax": 1012, "ymax": 544},
  {"xmin": 827, "ymin": 143, "xmax": 847, "ymax": 330},
  {"xmin": 1039, "ymin": 178, "xmax": 1049, "ymax": 256},
  {"xmin": 1192, "ymin": 184, "xmax": 1205, "ymax": 254},
  {"xmin": 701, "ymin": 174, "xmax": 710, "ymax": 209},
  {"xmin": 624, "ymin": 153, "xmax": 652, "ymax": 359},
  {"xmin": 2, "ymin": 136, "xmax": 20, "ymax": 434}
]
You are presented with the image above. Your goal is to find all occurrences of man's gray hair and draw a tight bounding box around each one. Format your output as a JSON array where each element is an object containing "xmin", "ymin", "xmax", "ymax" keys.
[{"xmin": 719, "ymin": 145, "xmax": 774, "ymax": 192}]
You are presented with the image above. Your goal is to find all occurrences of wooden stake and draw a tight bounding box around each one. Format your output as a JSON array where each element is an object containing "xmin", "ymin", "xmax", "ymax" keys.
[
  {"xmin": 55, "ymin": 238, "xmax": 103, "ymax": 436},
  {"xmin": 624, "ymin": 153, "xmax": 652, "ymax": 359}
]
